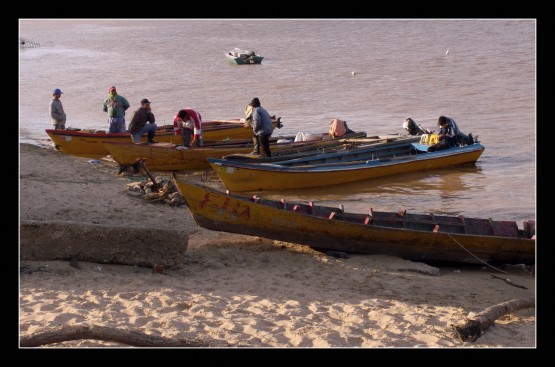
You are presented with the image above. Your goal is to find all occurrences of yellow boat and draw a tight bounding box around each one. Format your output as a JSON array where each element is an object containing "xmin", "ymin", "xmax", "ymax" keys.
[
  {"xmin": 207, "ymin": 138, "xmax": 485, "ymax": 191},
  {"xmin": 46, "ymin": 119, "xmax": 282, "ymax": 158},
  {"xmin": 172, "ymin": 176, "xmax": 535, "ymax": 265},
  {"xmin": 103, "ymin": 141, "xmax": 254, "ymax": 171},
  {"xmin": 103, "ymin": 132, "xmax": 373, "ymax": 171}
]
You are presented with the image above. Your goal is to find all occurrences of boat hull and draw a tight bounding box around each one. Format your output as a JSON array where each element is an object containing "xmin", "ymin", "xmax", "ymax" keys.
[
  {"xmin": 46, "ymin": 129, "xmax": 181, "ymax": 157},
  {"xmin": 46, "ymin": 120, "xmax": 271, "ymax": 158},
  {"xmin": 209, "ymin": 144, "xmax": 486, "ymax": 191},
  {"xmin": 172, "ymin": 178, "xmax": 535, "ymax": 265},
  {"xmin": 104, "ymin": 132, "xmax": 381, "ymax": 171},
  {"xmin": 104, "ymin": 141, "xmax": 254, "ymax": 171}
]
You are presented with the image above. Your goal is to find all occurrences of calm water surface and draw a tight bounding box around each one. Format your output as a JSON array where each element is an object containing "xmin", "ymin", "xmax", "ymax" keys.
[{"xmin": 19, "ymin": 19, "xmax": 536, "ymax": 225}]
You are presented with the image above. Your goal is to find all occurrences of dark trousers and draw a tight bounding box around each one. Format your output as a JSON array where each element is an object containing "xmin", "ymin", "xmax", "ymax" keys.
[
  {"xmin": 252, "ymin": 135, "xmax": 260, "ymax": 153},
  {"xmin": 259, "ymin": 133, "xmax": 272, "ymax": 157},
  {"xmin": 181, "ymin": 129, "xmax": 193, "ymax": 147},
  {"xmin": 427, "ymin": 140, "xmax": 451, "ymax": 152}
]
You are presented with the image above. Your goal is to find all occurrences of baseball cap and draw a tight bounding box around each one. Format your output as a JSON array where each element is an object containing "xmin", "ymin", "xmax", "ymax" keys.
[
  {"xmin": 140, "ymin": 98, "xmax": 152, "ymax": 104},
  {"xmin": 108, "ymin": 85, "xmax": 116, "ymax": 92},
  {"xmin": 53, "ymin": 88, "xmax": 63, "ymax": 94}
]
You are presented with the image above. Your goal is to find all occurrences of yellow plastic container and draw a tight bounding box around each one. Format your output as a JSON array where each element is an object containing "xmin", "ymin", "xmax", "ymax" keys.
[{"xmin": 419, "ymin": 133, "xmax": 439, "ymax": 145}]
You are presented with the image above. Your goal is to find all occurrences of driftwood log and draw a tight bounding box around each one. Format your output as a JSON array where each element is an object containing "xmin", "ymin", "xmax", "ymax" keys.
[
  {"xmin": 491, "ymin": 274, "xmax": 528, "ymax": 289},
  {"xmin": 453, "ymin": 297, "xmax": 535, "ymax": 342},
  {"xmin": 20, "ymin": 325, "xmax": 231, "ymax": 348}
]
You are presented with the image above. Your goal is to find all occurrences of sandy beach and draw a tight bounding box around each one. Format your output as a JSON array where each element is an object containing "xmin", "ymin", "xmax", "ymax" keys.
[{"xmin": 19, "ymin": 143, "xmax": 536, "ymax": 348}]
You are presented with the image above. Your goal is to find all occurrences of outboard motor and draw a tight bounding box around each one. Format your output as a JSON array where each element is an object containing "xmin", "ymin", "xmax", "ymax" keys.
[{"xmin": 403, "ymin": 118, "xmax": 432, "ymax": 136}]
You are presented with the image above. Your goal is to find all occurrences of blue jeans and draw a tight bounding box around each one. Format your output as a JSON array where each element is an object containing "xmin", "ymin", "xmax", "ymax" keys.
[
  {"xmin": 108, "ymin": 117, "xmax": 126, "ymax": 133},
  {"xmin": 131, "ymin": 123, "xmax": 157, "ymax": 142}
]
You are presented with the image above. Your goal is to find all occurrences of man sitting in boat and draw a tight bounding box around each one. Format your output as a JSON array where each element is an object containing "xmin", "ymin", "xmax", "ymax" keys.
[
  {"xmin": 427, "ymin": 116, "xmax": 473, "ymax": 152},
  {"xmin": 128, "ymin": 98, "xmax": 157, "ymax": 143},
  {"xmin": 329, "ymin": 118, "xmax": 355, "ymax": 138}
]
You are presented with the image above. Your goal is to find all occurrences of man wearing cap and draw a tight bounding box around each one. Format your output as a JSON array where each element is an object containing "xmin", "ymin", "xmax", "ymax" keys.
[
  {"xmin": 49, "ymin": 88, "xmax": 66, "ymax": 130},
  {"xmin": 248, "ymin": 97, "xmax": 273, "ymax": 157},
  {"xmin": 102, "ymin": 86, "xmax": 130, "ymax": 133},
  {"xmin": 128, "ymin": 99, "xmax": 157, "ymax": 143}
]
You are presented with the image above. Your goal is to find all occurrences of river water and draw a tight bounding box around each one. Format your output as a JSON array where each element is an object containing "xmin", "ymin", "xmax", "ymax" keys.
[{"xmin": 19, "ymin": 19, "xmax": 536, "ymax": 225}]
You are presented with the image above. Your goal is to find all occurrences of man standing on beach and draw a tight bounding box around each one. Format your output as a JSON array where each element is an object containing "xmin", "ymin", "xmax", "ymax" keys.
[
  {"xmin": 102, "ymin": 85, "xmax": 130, "ymax": 133},
  {"xmin": 49, "ymin": 88, "xmax": 66, "ymax": 130}
]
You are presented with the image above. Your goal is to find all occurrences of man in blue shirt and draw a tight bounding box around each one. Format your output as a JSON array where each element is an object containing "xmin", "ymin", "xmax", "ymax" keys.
[{"xmin": 427, "ymin": 116, "xmax": 473, "ymax": 152}]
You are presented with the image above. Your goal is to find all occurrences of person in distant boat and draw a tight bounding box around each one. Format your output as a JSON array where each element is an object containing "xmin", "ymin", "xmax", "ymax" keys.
[
  {"xmin": 174, "ymin": 108, "xmax": 203, "ymax": 147},
  {"xmin": 102, "ymin": 85, "xmax": 130, "ymax": 133},
  {"xmin": 427, "ymin": 116, "xmax": 473, "ymax": 152},
  {"xmin": 329, "ymin": 118, "xmax": 355, "ymax": 138},
  {"xmin": 247, "ymin": 97, "xmax": 273, "ymax": 157},
  {"xmin": 49, "ymin": 88, "xmax": 66, "ymax": 130},
  {"xmin": 128, "ymin": 98, "xmax": 157, "ymax": 143}
]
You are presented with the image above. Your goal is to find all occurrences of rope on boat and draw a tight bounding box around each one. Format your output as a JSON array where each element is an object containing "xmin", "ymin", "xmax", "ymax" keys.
[
  {"xmin": 444, "ymin": 233, "xmax": 533, "ymax": 281},
  {"xmin": 445, "ymin": 233, "xmax": 516, "ymax": 276}
]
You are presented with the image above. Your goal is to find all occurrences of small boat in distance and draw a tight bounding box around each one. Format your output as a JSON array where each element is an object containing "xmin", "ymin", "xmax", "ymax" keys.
[
  {"xmin": 171, "ymin": 177, "xmax": 536, "ymax": 265},
  {"xmin": 226, "ymin": 48, "xmax": 264, "ymax": 64}
]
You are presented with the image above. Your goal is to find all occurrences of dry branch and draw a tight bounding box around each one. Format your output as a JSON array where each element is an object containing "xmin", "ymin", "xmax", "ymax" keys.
[
  {"xmin": 20, "ymin": 325, "xmax": 231, "ymax": 348},
  {"xmin": 453, "ymin": 297, "xmax": 535, "ymax": 342},
  {"xmin": 138, "ymin": 159, "xmax": 160, "ymax": 191},
  {"xmin": 491, "ymin": 274, "xmax": 528, "ymax": 289}
]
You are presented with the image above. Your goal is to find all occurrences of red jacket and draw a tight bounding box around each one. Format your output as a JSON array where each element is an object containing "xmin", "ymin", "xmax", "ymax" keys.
[{"xmin": 173, "ymin": 109, "xmax": 202, "ymax": 138}]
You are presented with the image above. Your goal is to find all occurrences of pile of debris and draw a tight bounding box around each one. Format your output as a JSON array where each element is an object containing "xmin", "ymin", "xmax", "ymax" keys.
[
  {"xmin": 118, "ymin": 158, "xmax": 184, "ymax": 206},
  {"xmin": 125, "ymin": 176, "xmax": 185, "ymax": 206}
]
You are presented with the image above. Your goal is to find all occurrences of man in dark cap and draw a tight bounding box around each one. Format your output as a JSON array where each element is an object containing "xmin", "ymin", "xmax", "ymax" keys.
[
  {"xmin": 246, "ymin": 97, "xmax": 274, "ymax": 157},
  {"xmin": 128, "ymin": 98, "xmax": 157, "ymax": 143},
  {"xmin": 427, "ymin": 116, "xmax": 473, "ymax": 152}
]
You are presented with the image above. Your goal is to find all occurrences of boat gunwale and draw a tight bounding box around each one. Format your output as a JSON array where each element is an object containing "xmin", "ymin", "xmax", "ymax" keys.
[
  {"xmin": 171, "ymin": 176, "xmax": 536, "ymax": 254},
  {"xmin": 208, "ymin": 143, "xmax": 485, "ymax": 173}
]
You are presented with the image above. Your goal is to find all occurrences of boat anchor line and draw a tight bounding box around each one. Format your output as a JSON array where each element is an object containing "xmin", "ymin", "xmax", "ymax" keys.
[
  {"xmin": 174, "ymin": 176, "xmax": 534, "ymax": 266},
  {"xmin": 279, "ymin": 199, "xmax": 532, "ymax": 271},
  {"xmin": 444, "ymin": 233, "xmax": 509, "ymax": 275},
  {"xmin": 322, "ymin": 211, "xmax": 526, "ymax": 273}
]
